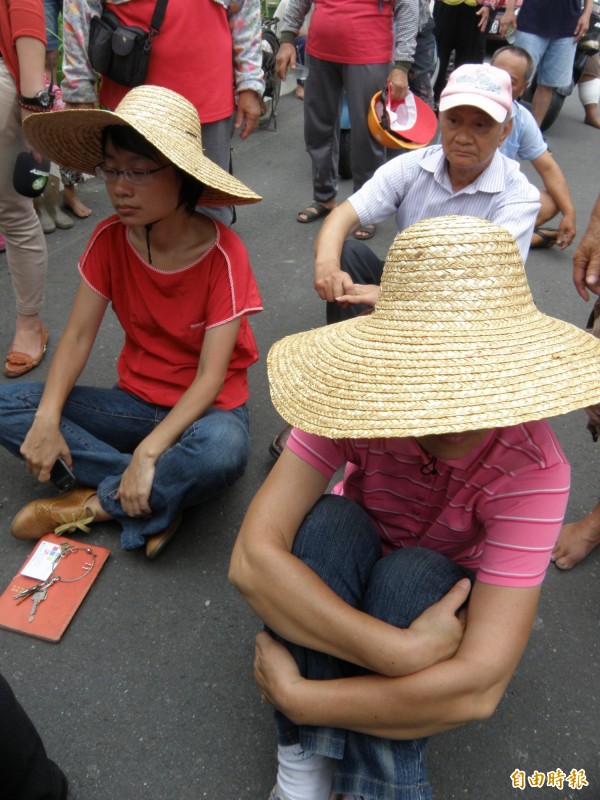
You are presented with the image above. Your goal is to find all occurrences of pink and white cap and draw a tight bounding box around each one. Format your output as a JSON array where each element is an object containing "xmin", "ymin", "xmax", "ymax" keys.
[{"xmin": 439, "ymin": 64, "xmax": 513, "ymax": 123}]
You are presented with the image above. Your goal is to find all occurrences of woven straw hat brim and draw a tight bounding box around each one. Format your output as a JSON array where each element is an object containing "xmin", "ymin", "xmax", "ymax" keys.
[
  {"xmin": 267, "ymin": 216, "xmax": 600, "ymax": 438},
  {"xmin": 23, "ymin": 86, "xmax": 261, "ymax": 207}
]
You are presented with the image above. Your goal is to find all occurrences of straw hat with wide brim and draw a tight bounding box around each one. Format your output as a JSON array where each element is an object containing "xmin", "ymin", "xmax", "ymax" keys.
[
  {"xmin": 268, "ymin": 215, "xmax": 600, "ymax": 439},
  {"xmin": 23, "ymin": 85, "xmax": 261, "ymax": 207}
]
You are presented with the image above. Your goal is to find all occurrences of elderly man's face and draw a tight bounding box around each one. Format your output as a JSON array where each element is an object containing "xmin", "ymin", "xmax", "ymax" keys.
[{"xmin": 440, "ymin": 106, "xmax": 512, "ymax": 180}]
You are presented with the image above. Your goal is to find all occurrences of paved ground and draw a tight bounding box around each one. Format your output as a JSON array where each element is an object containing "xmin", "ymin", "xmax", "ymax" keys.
[{"xmin": 0, "ymin": 89, "xmax": 598, "ymax": 800}]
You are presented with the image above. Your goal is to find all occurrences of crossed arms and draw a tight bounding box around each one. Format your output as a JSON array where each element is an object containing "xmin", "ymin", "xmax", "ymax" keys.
[{"xmin": 229, "ymin": 449, "xmax": 540, "ymax": 740}]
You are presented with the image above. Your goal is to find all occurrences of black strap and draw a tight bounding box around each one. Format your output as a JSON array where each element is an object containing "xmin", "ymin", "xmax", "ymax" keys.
[{"xmin": 149, "ymin": 0, "xmax": 169, "ymax": 35}]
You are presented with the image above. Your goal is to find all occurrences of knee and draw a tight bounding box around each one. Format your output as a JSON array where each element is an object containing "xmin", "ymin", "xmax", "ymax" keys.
[
  {"xmin": 292, "ymin": 496, "xmax": 381, "ymax": 602},
  {"xmin": 363, "ymin": 547, "xmax": 470, "ymax": 628},
  {"xmin": 188, "ymin": 409, "xmax": 250, "ymax": 484}
]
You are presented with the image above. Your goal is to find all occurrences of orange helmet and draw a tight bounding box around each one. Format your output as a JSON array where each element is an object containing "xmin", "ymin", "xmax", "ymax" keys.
[{"xmin": 368, "ymin": 88, "xmax": 438, "ymax": 150}]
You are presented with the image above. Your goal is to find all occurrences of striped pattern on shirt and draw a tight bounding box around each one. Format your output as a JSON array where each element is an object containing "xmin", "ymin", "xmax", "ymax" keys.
[
  {"xmin": 287, "ymin": 421, "xmax": 570, "ymax": 588},
  {"xmin": 349, "ymin": 145, "xmax": 541, "ymax": 261}
]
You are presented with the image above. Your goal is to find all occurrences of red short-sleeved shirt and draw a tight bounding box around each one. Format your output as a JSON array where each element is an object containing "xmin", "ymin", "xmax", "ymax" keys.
[
  {"xmin": 307, "ymin": 0, "xmax": 394, "ymax": 65},
  {"xmin": 79, "ymin": 215, "xmax": 262, "ymax": 409},
  {"xmin": 99, "ymin": 0, "xmax": 234, "ymax": 122}
]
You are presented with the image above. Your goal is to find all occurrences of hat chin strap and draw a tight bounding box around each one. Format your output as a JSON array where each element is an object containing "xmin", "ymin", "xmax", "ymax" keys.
[{"xmin": 144, "ymin": 217, "xmax": 167, "ymax": 265}]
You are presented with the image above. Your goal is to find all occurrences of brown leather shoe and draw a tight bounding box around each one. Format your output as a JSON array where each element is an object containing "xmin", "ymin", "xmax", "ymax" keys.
[
  {"xmin": 145, "ymin": 512, "xmax": 183, "ymax": 560},
  {"xmin": 11, "ymin": 487, "xmax": 97, "ymax": 540},
  {"xmin": 4, "ymin": 324, "xmax": 49, "ymax": 378}
]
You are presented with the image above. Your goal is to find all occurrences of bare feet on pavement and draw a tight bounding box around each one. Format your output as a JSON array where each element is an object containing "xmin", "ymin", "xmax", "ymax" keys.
[
  {"xmin": 551, "ymin": 514, "xmax": 600, "ymax": 569},
  {"xmin": 63, "ymin": 185, "xmax": 92, "ymax": 218}
]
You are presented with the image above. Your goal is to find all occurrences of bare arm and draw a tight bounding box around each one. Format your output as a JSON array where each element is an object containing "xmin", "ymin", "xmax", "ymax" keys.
[
  {"xmin": 230, "ymin": 450, "xmax": 469, "ymax": 678},
  {"xmin": 531, "ymin": 151, "xmax": 576, "ymax": 249},
  {"xmin": 20, "ymin": 280, "xmax": 108, "ymax": 480},
  {"xmin": 314, "ymin": 201, "xmax": 362, "ymax": 301},
  {"xmin": 254, "ymin": 579, "xmax": 540, "ymax": 739},
  {"xmin": 116, "ymin": 318, "xmax": 241, "ymax": 517},
  {"xmin": 573, "ymin": 194, "xmax": 600, "ymax": 300}
]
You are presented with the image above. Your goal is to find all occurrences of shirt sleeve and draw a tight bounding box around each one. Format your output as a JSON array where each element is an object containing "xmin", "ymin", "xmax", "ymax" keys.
[
  {"xmin": 349, "ymin": 153, "xmax": 416, "ymax": 227},
  {"xmin": 514, "ymin": 103, "xmax": 548, "ymax": 161},
  {"xmin": 61, "ymin": 0, "xmax": 102, "ymax": 104},
  {"xmin": 393, "ymin": 0, "xmax": 419, "ymax": 65},
  {"xmin": 225, "ymin": 0, "xmax": 265, "ymax": 96},
  {"xmin": 205, "ymin": 226, "xmax": 263, "ymax": 329},
  {"xmin": 488, "ymin": 157, "xmax": 541, "ymax": 261},
  {"xmin": 476, "ymin": 461, "xmax": 571, "ymax": 587},
  {"xmin": 77, "ymin": 218, "xmax": 116, "ymax": 300},
  {"xmin": 286, "ymin": 429, "xmax": 347, "ymax": 478}
]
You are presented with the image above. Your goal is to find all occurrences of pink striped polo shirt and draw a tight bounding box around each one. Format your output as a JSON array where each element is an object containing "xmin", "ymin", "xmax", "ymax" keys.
[{"xmin": 287, "ymin": 421, "xmax": 570, "ymax": 588}]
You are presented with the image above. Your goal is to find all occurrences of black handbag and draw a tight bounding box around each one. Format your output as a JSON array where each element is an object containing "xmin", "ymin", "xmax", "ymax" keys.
[{"xmin": 88, "ymin": 0, "xmax": 169, "ymax": 87}]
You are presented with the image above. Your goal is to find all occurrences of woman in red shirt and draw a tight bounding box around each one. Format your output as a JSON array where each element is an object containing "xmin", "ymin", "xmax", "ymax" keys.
[{"xmin": 0, "ymin": 85, "xmax": 262, "ymax": 559}]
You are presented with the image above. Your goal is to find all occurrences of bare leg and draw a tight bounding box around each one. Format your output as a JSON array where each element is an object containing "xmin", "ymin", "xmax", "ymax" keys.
[
  {"xmin": 578, "ymin": 75, "xmax": 600, "ymax": 128},
  {"xmin": 551, "ymin": 502, "xmax": 600, "ymax": 569},
  {"xmin": 11, "ymin": 313, "xmax": 45, "ymax": 360},
  {"xmin": 63, "ymin": 184, "xmax": 92, "ymax": 218},
  {"xmin": 531, "ymin": 84, "xmax": 554, "ymax": 127}
]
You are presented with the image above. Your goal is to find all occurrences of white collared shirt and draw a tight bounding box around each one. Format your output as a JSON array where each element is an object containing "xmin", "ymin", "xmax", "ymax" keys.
[{"xmin": 350, "ymin": 145, "xmax": 541, "ymax": 261}]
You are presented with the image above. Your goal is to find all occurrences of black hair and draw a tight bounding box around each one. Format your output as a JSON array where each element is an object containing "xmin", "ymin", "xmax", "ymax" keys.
[
  {"xmin": 101, "ymin": 125, "xmax": 205, "ymax": 214},
  {"xmin": 492, "ymin": 45, "xmax": 536, "ymax": 84}
]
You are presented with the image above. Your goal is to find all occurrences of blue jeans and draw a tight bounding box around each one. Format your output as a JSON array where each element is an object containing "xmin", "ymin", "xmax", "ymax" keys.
[
  {"xmin": 0, "ymin": 382, "xmax": 250, "ymax": 550},
  {"xmin": 275, "ymin": 495, "xmax": 472, "ymax": 800},
  {"xmin": 514, "ymin": 31, "xmax": 577, "ymax": 89}
]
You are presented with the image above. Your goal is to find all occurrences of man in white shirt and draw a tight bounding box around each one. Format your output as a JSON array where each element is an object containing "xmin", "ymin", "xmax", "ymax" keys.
[{"xmin": 314, "ymin": 63, "xmax": 540, "ymax": 322}]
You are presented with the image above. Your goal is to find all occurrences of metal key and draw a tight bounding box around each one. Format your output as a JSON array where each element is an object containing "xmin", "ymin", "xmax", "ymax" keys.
[{"xmin": 28, "ymin": 588, "xmax": 47, "ymax": 623}]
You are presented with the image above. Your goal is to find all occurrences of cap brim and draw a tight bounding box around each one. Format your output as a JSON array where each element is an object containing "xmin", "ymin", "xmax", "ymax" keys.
[{"xmin": 438, "ymin": 93, "xmax": 508, "ymax": 123}]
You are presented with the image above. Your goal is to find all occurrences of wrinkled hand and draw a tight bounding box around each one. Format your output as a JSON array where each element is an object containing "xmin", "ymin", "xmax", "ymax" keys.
[
  {"xmin": 20, "ymin": 421, "xmax": 71, "ymax": 483},
  {"xmin": 386, "ymin": 68, "xmax": 409, "ymax": 102},
  {"xmin": 573, "ymin": 223, "xmax": 600, "ymax": 301},
  {"xmin": 574, "ymin": 11, "xmax": 591, "ymax": 41},
  {"xmin": 254, "ymin": 631, "xmax": 303, "ymax": 711},
  {"xmin": 406, "ymin": 578, "xmax": 470, "ymax": 671},
  {"xmin": 314, "ymin": 268, "xmax": 355, "ymax": 302},
  {"xmin": 556, "ymin": 214, "xmax": 576, "ymax": 250},
  {"xmin": 476, "ymin": 5, "xmax": 490, "ymax": 32},
  {"xmin": 276, "ymin": 42, "xmax": 296, "ymax": 81},
  {"xmin": 498, "ymin": 10, "xmax": 517, "ymax": 37},
  {"xmin": 235, "ymin": 90, "xmax": 261, "ymax": 140},
  {"xmin": 115, "ymin": 450, "xmax": 156, "ymax": 517},
  {"xmin": 334, "ymin": 283, "xmax": 381, "ymax": 309}
]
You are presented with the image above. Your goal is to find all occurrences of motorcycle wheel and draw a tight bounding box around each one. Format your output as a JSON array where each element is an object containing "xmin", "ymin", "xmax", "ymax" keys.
[
  {"xmin": 338, "ymin": 128, "xmax": 352, "ymax": 180},
  {"xmin": 521, "ymin": 83, "xmax": 568, "ymax": 132}
]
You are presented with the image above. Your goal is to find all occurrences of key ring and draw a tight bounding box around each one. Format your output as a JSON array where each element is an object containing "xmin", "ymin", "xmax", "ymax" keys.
[{"xmin": 49, "ymin": 543, "xmax": 96, "ymax": 583}]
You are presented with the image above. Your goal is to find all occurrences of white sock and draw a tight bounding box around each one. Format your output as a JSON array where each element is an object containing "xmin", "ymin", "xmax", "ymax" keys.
[
  {"xmin": 276, "ymin": 742, "xmax": 335, "ymax": 800},
  {"xmin": 578, "ymin": 78, "xmax": 600, "ymax": 107}
]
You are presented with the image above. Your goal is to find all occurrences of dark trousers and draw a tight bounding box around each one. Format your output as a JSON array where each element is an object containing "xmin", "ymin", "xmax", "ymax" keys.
[
  {"xmin": 432, "ymin": 1, "xmax": 486, "ymax": 103},
  {"xmin": 0, "ymin": 672, "xmax": 66, "ymax": 799}
]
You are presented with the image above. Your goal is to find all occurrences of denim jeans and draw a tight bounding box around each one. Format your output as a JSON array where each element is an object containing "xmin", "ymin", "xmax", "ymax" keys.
[
  {"xmin": 275, "ymin": 495, "xmax": 472, "ymax": 800},
  {"xmin": 0, "ymin": 382, "xmax": 250, "ymax": 549}
]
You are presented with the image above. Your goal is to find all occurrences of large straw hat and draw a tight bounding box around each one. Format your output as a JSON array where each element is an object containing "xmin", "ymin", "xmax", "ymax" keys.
[
  {"xmin": 268, "ymin": 216, "xmax": 600, "ymax": 438},
  {"xmin": 23, "ymin": 85, "xmax": 261, "ymax": 207}
]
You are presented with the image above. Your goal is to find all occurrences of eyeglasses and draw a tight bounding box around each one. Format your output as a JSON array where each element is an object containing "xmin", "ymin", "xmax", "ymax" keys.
[{"xmin": 94, "ymin": 163, "xmax": 172, "ymax": 185}]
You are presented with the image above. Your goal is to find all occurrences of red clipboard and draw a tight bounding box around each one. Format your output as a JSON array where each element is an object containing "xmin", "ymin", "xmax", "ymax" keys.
[{"xmin": 0, "ymin": 534, "xmax": 110, "ymax": 642}]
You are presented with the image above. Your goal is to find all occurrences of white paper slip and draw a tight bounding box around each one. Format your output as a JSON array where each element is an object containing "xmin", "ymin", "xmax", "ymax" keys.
[{"xmin": 20, "ymin": 540, "xmax": 63, "ymax": 582}]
